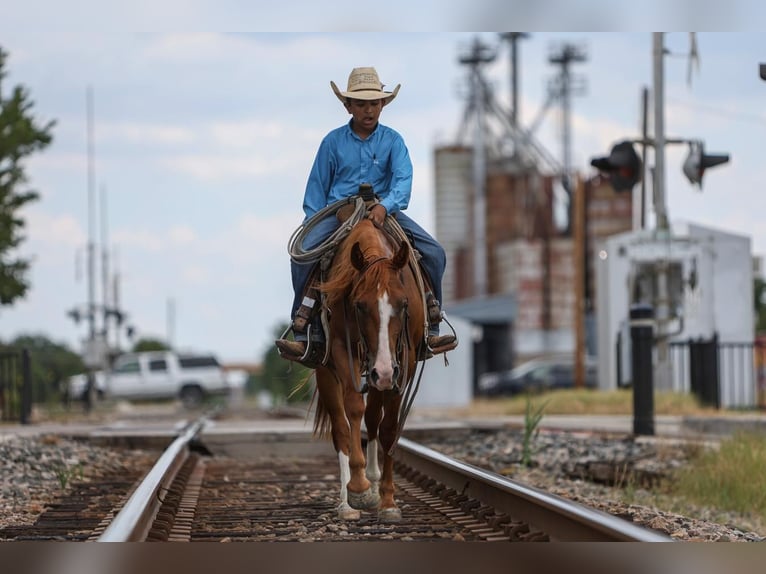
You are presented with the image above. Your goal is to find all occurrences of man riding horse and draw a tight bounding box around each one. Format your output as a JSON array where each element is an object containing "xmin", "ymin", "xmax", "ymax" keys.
[{"xmin": 276, "ymin": 66, "xmax": 457, "ymax": 363}]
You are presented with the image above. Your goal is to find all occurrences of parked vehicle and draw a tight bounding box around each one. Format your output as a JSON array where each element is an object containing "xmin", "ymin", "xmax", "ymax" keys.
[
  {"xmin": 477, "ymin": 355, "xmax": 598, "ymax": 397},
  {"xmin": 66, "ymin": 351, "xmax": 230, "ymax": 408}
]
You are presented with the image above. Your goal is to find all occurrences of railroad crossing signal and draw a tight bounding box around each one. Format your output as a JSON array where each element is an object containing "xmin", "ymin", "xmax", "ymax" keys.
[
  {"xmin": 590, "ymin": 140, "xmax": 642, "ymax": 192},
  {"xmin": 682, "ymin": 140, "xmax": 730, "ymax": 188}
]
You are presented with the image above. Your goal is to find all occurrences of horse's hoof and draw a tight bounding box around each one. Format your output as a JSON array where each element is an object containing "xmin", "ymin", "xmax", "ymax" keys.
[
  {"xmin": 347, "ymin": 487, "xmax": 380, "ymax": 510},
  {"xmin": 378, "ymin": 507, "xmax": 402, "ymax": 523},
  {"xmin": 337, "ymin": 502, "xmax": 361, "ymax": 520}
]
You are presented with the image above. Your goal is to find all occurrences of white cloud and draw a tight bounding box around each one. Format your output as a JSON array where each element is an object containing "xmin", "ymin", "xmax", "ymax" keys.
[
  {"xmin": 142, "ymin": 33, "xmax": 237, "ymax": 61},
  {"xmin": 100, "ymin": 122, "xmax": 197, "ymax": 146},
  {"xmin": 209, "ymin": 120, "xmax": 285, "ymax": 148},
  {"xmin": 169, "ymin": 225, "xmax": 196, "ymax": 245},
  {"xmin": 161, "ymin": 154, "xmax": 293, "ymax": 180},
  {"xmin": 111, "ymin": 228, "xmax": 165, "ymax": 252},
  {"xmin": 182, "ymin": 265, "xmax": 208, "ymax": 284},
  {"xmin": 26, "ymin": 209, "xmax": 87, "ymax": 248}
]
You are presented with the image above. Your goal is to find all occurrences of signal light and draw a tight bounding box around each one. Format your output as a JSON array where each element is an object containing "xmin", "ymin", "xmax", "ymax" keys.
[
  {"xmin": 682, "ymin": 141, "xmax": 730, "ymax": 188},
  {"xmin": 67, "ymin": 308, "xmax": 81, "ymax": 324},
  {"xmin": 590, "ymin": 140, "xmax": 642, "ymax": 192}
]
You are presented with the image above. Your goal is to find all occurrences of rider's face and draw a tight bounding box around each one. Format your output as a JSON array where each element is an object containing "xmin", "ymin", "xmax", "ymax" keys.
[{"xmin": 345, "ymin": 98, "xmax": 384, "ymax": 136}]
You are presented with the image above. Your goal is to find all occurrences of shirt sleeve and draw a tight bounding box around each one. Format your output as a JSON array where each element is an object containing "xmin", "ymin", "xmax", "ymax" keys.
[
  {"xmin": 378, "ymin": 133, "xmax": 413, "ymax": 216},
  {"xmin": 302, "ymin": 138, "xmax": 334, "ymax": 220}
]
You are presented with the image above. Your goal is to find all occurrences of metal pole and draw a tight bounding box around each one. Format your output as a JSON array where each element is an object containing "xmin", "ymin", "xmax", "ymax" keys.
[
  {"xmin": 639, "ymin": 86, "xmax": 649, "ymax": 230},
  {"xmin": 20, "ymin": 349, "xmax": 32, "ymax": 425},
  {"xmin": 499, "ymin": 32, "xmax": 529, "ymax": 129},
  {"xmin": 511, "ymin": 35, "xmax": 519, "ymax": 128},
  {"xmin": 652, "ymin": 33, "xmax": 669, "ymax": 233},
  {"xmin": 573, "ymin": 175, "xmax": 586, "ymax": 389},
  {"xmin": 86, "ymin": 86, "xmax": 97, "ymax": 343},
  {"xmin": 114, "ymin": 266, "xmax": 121, "ymax": 352},
  {"xmin": 85, "ymin": 86, "xmax": 96, "ymax": 412},
  {"xmin": 561, "ymin": 55, "xmax": 571, "ymax": 219},
  {"xmin": 630, "ymin": 304, "xmax": 655, "ymax": 436},
  {"xmin": 472, "ymin": 63, "xmax": 488, "ymax": 297},
  {"xmin": 101, "ymin": 183, "xmax": 110, "ymax": 352},
  {"xmin": 653, "ymin": 33, "xmax": 672, "ymax": 391}
]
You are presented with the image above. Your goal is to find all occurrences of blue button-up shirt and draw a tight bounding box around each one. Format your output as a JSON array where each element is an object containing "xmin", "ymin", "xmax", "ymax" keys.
[{"xmin": 302, "ymin": 120, "xmax": 413, "ymax": 221}]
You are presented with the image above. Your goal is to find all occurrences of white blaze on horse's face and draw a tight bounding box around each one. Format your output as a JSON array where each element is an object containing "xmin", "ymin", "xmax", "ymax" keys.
[{"xmin": 370, "ymin": 290, "xmax": 395, "ymax": 390}]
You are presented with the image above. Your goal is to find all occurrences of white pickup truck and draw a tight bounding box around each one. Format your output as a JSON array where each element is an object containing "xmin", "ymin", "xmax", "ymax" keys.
[{"xmin": 67, "ymin": 351, "xmax": 230, "ymax": 408}]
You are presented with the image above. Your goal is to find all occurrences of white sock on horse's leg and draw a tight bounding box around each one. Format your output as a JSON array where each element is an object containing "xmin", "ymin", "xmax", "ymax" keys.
[
  {"xmin": 337, "ymin": 451, "xmax": 361, "ymax": 520},
  {"xmin": 366, "ymin": 440, "xmax": 381, "ymax": 484}
]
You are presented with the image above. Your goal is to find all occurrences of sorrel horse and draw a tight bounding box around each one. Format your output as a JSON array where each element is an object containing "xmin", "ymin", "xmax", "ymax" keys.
[{"xmin": 313, "ymin": 217, "xmax": 426, "ymax": 522}]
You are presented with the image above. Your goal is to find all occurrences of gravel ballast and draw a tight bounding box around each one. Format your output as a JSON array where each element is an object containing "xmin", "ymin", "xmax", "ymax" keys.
[{"xmin": 1, "ymin": 420, "xmax": 764, "ymax": 542}]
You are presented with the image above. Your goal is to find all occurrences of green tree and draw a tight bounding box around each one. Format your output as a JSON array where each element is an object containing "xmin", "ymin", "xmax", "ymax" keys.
[
  {"xmin": 132, "ymin": 337, "xmax": 172, "ymax": 352},
  {"xmin": 3, "ymin": 333, "xmax": 85, "ymax": 404},
  {"xmin": 0, "ymin": 47, "xmax": 55, "ymax": 305},
  {"xmin": 249, "ymin": 323, "xmax": 313, "ymax": 404}
]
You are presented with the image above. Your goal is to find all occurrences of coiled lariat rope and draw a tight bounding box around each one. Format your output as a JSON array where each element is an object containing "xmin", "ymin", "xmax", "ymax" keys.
[{"xmin": 287, "ymin": 196, "xmax": 368, "ymax": 264}]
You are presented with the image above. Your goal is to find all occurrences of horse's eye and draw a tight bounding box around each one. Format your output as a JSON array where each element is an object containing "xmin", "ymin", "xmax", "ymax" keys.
[{"xmin": 355, "ymin": 301, "xmax": 366, "ymax": 314}]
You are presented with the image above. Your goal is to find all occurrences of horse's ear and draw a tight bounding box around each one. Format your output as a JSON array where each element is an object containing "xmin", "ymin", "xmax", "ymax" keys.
[
  {"xmin": 392, "ymin": 241, "xmax": 410, "ymax": 270},
  {"xmin": 351, "ymin": 242, "xmax": 366, "ymax": 271}
]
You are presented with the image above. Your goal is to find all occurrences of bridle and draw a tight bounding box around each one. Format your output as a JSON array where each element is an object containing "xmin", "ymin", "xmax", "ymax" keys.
[{"xmin": 345, "ymin": 256, "xmax": 411, "ymax": 394}]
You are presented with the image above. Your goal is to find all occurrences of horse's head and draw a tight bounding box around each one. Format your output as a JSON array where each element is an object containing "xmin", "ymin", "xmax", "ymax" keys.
[{"xmin": 349, "ymin": 228, "xmax": 411, "ymax": 392}]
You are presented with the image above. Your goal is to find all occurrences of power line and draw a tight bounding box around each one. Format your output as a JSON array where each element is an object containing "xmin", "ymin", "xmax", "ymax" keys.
[{"xmin": 666, "ymin": 97, "xmax": 766, "ymax": 125}]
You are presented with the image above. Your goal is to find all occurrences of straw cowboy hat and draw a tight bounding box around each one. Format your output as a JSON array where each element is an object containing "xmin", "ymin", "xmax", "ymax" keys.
[{"xmin": 331, "ymin": 67, "xmax": 400, "ymax": 105}]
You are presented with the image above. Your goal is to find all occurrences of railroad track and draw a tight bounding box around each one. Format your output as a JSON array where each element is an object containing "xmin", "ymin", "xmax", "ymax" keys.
[{"xmin": 4, "ymin": 417, "xmax": 672, "ymax": 542}]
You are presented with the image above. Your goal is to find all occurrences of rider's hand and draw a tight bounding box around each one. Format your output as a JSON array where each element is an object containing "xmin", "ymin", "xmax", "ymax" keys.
[{"xmin": 368, "ymin": 204, "xmax": 387, "ymax": 227}]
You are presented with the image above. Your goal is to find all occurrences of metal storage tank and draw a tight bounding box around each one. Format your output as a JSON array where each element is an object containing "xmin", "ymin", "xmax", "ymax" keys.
[{"xmin": 433, "ymin": 145, "xmax": 473, "ymax": 304}]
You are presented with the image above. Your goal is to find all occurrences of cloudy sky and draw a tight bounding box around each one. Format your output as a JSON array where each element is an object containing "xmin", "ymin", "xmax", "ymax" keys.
[{"xmin": 0, "ymin": 25, "xmax": 764, "ymax": 363}]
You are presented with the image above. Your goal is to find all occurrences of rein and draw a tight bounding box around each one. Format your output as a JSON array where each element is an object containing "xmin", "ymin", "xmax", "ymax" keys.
[
  {"xmin": 345, "ymin": 255, "xmax": 412, "ymax": 395},
  {"xmin": 345, "ymin": 255, "xmax": 391, "ymax": 394}
]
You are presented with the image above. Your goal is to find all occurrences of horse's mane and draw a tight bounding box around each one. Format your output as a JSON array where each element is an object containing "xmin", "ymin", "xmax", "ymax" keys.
[{"xmin": 320, "ymin": 219, "xmax": 393, "ymax": 310}]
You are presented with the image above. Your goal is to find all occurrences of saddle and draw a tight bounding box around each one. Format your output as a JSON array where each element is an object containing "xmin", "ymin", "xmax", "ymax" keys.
[{"xmin": 279, "ymin": 186, "xmax": 457, "ymax": 369}]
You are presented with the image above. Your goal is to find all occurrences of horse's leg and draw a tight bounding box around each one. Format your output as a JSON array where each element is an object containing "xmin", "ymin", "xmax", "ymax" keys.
[
  {"xmin": 376, "ymin": 391, "xmax": 404, "ymax": 522},
  {"xmin": 344, "ymin": 383, "xmax": 379, "ymax": 511},
  {"xmin": 315, "ymin": 367, "xmax": 360, "ymax": 520},
  {"xmin": 363, "ymin": 389, "xmax": 384, "ymax": 502}
]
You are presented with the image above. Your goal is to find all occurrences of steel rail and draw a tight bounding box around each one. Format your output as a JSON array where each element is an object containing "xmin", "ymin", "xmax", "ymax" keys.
[
  {"xmin": 395, "ymin": 437, "xmax": 673, "ymax": 542},
  {"xmin": 97, "ymin": 417, "xmax": 207, "ymax": 542}
]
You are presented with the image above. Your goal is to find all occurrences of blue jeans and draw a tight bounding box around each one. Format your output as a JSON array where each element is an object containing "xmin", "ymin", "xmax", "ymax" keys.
[{"xmin": 290, "ymin": 212, "xmax": 446, "ymax": 335}]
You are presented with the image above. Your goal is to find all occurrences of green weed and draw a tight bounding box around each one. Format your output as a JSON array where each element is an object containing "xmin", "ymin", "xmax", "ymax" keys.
[
  {"xmin": 521, "ymin": 395, "xmax": 548, "ymax": 467},
  {"xmin": 669, "ymin": 431, "xmax": 766, "ymax": 523},
  {"xmin": 55, "ymin": 462, "xmax": 84, "ymax": 490}
]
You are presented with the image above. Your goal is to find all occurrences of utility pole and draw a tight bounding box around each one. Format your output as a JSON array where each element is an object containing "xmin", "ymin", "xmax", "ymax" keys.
[
  {"xmin": 100, "ymin": 183, "xmax": 110, "ymax": 352},
  {"xmin": 67, "ymin": 86, "xmax": 131, "ymax": 391},
  {"xmin": 653, "ymin": 32, "xmax": 673, "ymax": 392},
  {"xmin": 83, "ymin": 85, "xmax": 98, "ymax": 412},
  {"xmin": 573, "ymin": 174, "xmax": 586, "ymax": 388},
  {"xmin": 499, "ymin": 32, "xmax": 530, "ymax": 128},
  {"xmin": 113, "ymin": 263, "xmax": 122, "ymax": 352},
  {"xmin": 638, "ymin": 86, "xmax": 649, "ymax": 230},
  {"xmin": 548, "ymin": 43, "xmax": 587, "ymax": 236},
  {"xmin": 652, "ymin": 34, "xmax": 670, "ymax": 234},
  {"xmin": 86, "ymin": 86, "xmax": 97, "ymax": 348},
  {"xmin": 459, "ymin": 37, "xmax": 496, "ymax": 298}
]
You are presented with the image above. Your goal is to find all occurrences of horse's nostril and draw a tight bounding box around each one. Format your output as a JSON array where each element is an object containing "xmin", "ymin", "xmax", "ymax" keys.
[
  {"xmin": 392, "ymin": 365, "xmax": 400, "ymax": 381},
  {"xmin": 370, "ymin": 369, "xmax": 379, "ymax": 384}
]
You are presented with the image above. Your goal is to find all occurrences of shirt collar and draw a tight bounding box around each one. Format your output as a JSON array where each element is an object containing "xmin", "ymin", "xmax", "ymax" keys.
[{"xmin": 346, "ymin": 118, "xmax": 379, "ymax": 141}]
